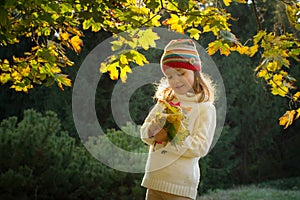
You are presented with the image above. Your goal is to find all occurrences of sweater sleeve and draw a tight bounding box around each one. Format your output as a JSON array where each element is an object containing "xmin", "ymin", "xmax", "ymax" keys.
[
  {"xmin": 165, "ymin": 102, "xmax": 216, "ymax": 158},
  {"xmin": 140, "ymin": 103, "xmax": 165, "ymax": 146}
]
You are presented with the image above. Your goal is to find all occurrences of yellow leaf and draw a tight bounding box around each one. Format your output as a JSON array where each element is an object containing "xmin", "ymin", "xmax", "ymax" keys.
[
  {"xmin": 3, "ymin": 59, "xmax": 9, "ymax": 64},
  {"xmin": 279, "ymin": 110, "xmax": 296, "ymax": 129},
  {"xmin": 296, "ymin": 108, "xmax": 300, "ymax": 120},
  {"xmin": 60, "ymin": 32, "xmax": 69, "ymax": 41},
  {"xmin": 101, "ymin": 60, "xmax": 120, "ymax": 81},
  {"xmin": 187, "ymin": 28, "xmax": 201, "ymax": 40},
  {"xmin": 0, "ymin": 59, "xmax": 10, "ymax": 72},
  {"xmin": 0, "ymin": 73, "xmax": 11, "ymax": 84},
  {"xmin": 20, "ymin": 66, "xmax": 31, "ymax": 77},
  {"xmin": 248, "ymin": 44, "xmax": 258, "ymax": 57},
  {"xmin": 109, "ymin": 66, "xmax": 119, "ymax": 80},
  {"xmin": 120, "ymin": 54, "xmax": 128, "ymax": 65},
  {"xmin": 130, "ymin": 6, "xmax": 149, "ymax": 15},
  {"xmin": 150, "ymin": 13, "xmax": 161, "ymax": 27},
  {"xmin": 55, "ymin": 74, "xmax": 72, "ymax": 91},
  {"xmin": 207, "ymin": 41, "xmax": 219, "ymax": 55},
  {"xmin": 120, "ymin": 65, "xmax": 132, "ymax": 83},
  {"xmin": 70, "ymin": 35, "xmax": 83, "ymax": 53},
  {"xmin": 293, "ymin": 91, "xmax": 300, "ymax": 101},
  {"xmin": 207, "ymin": 40, "xmax": 231, "ymax": 56},
  {"xmin": 163, "ymin": 14, "xmax": 185, "ymax": 33},
  {"xmin": 257, "ymin": 69, "xmax": 267, "ymax": 78},
  {"xmin": 100, "ymin": 62, "xmax": 108, "ymax": 73},
  {"xmin": 11, "ymin": 71, "xmax": 22, "ymax": 81},
  {"xmin": 10, "ymin": 80, "xmax": 33, "ymax": 93},
  {"xmin": 203, "ymin": 24, "xmax": 211, "ymax": 33},
  {"xmin": 219, "ymin": 43, "xmax": 231, "ymax": 56},
  {"xmin": 223, "ymin": 0, "xmax": 232, "ymax": 6},
  {"xmin": 266, "ymin": 62, "xmax": 278, "ymax": 72},
  {"xmin": 271, "ymin": 85, "xmax": 288, "ymax": 97},
  {"xmin": 273, "ymin": 74, "xmax": 283, "ymax": 82},
  {"xmin": 51, "ymin": 66, "xmax": 62, "ymax": 74},
  {"xmin": 286, "ymin": 5, "xmax": 296, "ymax": 26},
  {"xmin": 231, "ymin": 45, "xmax": 249, "ymax": 54},
  {"xmin": 163, "ymin": 14, "xmax": 179, "ymax": 25},
  {"xmin": 130, "ymin": 50, "xmax": 148, "ymax": 66},
  {"xmin": 138, "ymin": 29, "xmax": 160, "ymax": 50}
]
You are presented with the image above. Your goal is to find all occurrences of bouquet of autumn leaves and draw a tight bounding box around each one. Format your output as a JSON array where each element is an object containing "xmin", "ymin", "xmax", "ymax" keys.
[{"xmin": 154, "ymin": 100, "xmax": 190, "ymax": 146}]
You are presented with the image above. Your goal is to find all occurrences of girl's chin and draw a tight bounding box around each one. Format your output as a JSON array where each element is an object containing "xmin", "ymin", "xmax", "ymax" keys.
[
  {"xmin": 174, "ymin": 89, "xmax": 188, "ymax": 94},
  {"xmin": 174, "ymin": 88, "xmax": 195, "ymax": 95}
]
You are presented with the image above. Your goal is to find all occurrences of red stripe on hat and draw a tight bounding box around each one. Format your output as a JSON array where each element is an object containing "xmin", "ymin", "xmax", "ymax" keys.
[{"xmin": 162, "ymin": 62, "xmax": 201, "ymax": 72}]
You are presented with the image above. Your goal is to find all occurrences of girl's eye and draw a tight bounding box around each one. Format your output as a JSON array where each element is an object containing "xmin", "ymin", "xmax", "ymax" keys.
[
  {"xmin": 167, "ymin": 75, "xmax": 172, "ymax": 79},
  {"xmin": 178, "ymin": 72, "xmax": 185, "ymax": 76}
]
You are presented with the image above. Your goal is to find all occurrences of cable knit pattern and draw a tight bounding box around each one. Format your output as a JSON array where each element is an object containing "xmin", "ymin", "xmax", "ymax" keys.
[{"xmin": 141, "ymin": 93, "xmax": 216, "ymax": 199}]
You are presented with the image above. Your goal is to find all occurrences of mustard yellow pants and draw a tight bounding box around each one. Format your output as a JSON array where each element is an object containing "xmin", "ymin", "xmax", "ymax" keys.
[{"xmin": 145, "ymin": 189, "xmax": 193, "ymax": 200}]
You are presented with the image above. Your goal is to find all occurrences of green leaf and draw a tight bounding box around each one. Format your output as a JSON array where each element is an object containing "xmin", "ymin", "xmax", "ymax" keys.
[
  {"xmin": 146, "ymin": 0, "xmax": 160, "ymax": 9},
  {"xmin": 0, "ymin": 8, "xmax": 8, "ymax": 26},
  {"xmin": 91, "ymin": 22, "xmax": 101, "ymax": 32},
  {"xmin": 43, "ymin": 27, "xmax": 51, "ymax": 36},
  {"xmin": 41, "ymin": 3, "xmax": 57, "ymax": 14},
  {"xmin": 82, "ymin": 18, "xmax": 95, "ymax": 30},
  {"xmin": 60, "ymin": 3, "xmax": 73, "ymax": 14},
  {"xmin": 54, "ymin": 74, "xmax": 72, "ymax": 91},
  {"xmin": 175, "ymin": 0, "xmax": 189, "ymax": 11},
  {"xmin": 253, "ymin": 30, "xmax": 266, "ymax": 44}
]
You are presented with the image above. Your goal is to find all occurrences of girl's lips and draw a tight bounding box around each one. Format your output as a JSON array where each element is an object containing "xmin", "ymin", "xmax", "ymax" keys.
[{"xmin": 175, "ymin": 85, "xmax": 184, "ymax": 89}]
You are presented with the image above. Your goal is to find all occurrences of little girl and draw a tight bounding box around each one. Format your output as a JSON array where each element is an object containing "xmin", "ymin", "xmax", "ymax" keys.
[{"xmin": 140, "ymin": 39, "xmax": 216, "ymax": 200}]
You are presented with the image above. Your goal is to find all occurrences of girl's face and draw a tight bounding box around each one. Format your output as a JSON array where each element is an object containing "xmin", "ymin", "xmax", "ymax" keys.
[{"xmin": 164, "ymin": 68, "xmax": 195, "ymax": 94}]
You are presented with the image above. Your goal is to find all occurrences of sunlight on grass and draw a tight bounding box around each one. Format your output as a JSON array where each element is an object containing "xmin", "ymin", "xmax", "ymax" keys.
[{"xmin": 197, "ymin": 186, "xmax": 300, "ymax": 200}]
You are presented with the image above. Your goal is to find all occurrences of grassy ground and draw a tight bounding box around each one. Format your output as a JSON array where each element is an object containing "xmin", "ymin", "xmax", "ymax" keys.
[{"xmin": 197, "ymin": 185, "xmax": 300, "ymax": 200}]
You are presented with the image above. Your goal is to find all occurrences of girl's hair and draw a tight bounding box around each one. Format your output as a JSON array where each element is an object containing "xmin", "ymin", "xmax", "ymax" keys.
[{"xmin": 154, "ymin": 71, "xmax": 215, "ymax": 103}]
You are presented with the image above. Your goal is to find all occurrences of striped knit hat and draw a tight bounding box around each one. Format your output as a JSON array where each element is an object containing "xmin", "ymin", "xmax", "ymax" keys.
[{"xmin": 161, "ymin": 39, "xmax": 201, "ymax": 73}]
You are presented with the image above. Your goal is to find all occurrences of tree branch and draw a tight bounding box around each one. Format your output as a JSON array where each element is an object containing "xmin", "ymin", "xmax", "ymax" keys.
[{"xmin": 251, "ymin": 0, "xmax": 262, "ymax": 31}]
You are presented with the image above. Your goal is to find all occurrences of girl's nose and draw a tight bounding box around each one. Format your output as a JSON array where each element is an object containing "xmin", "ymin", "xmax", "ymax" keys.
[{"xmin": 173, "ymin": 77, "xmax": 181, "ymax": 83}]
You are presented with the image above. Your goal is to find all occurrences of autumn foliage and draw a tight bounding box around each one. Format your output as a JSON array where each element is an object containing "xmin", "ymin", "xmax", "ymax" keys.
[{"xmin": 1, "ymin": 0, "xmax": 300, "ymax": 127}]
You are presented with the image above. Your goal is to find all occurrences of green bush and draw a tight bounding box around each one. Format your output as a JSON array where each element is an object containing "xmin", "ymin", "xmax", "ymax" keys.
[{"xmin": 0, "ymin": 110, "xmax": 146, "ymax": 200}]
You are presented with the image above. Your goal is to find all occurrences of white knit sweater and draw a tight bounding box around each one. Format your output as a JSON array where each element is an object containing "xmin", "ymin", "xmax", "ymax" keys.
[{"xmin": 140, "ymin": 93, "xmax": 216, "ymax": 199}]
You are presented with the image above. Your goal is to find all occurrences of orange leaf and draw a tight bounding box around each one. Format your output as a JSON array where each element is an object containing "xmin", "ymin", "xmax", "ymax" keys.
[
  {"xmin": 279, "ymin": 110, "xmax": 296, "ymax": 129},
  {"xmin": 70, "ymin": 36, "xmax": 83, "ymax": 53},
  {"xmin": 60, "ymin": 32, "xmax": 69, "ymax": 41}
]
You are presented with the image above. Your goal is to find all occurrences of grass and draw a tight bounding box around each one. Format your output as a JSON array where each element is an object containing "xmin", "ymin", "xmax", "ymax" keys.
[{"xmin": 197, "ymin": 185, "xmax": 300, "ymax": 200}]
